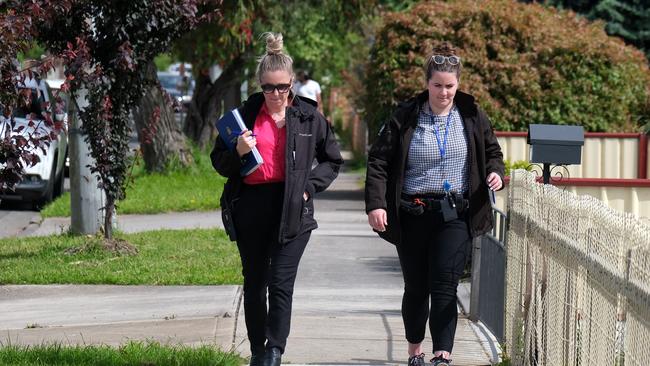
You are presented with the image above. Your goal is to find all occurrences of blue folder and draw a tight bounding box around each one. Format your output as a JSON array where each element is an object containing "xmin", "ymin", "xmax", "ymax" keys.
[{"xmin": 215, "ymin": 108, "xmax": 264, "ymax": 176}]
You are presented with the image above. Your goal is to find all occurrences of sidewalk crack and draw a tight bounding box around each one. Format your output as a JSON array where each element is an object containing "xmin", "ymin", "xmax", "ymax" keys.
[{"xmin": 231, "ymin": 285, "xmax": 243, "ymax": 349}]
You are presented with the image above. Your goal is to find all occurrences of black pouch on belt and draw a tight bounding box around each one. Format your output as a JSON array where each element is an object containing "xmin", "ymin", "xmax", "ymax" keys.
[
  {"xmin": 440, "ymin": 195, "xmax": 458, "ymax": 222},
  {"xmin": 400, "ymin": 198, "xmax": 425, "ymax": 216}
]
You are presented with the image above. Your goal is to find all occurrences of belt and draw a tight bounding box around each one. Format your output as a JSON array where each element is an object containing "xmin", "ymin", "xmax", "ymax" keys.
[{"xmin": 400, "ymin": 192, "xmax": 469, "ymax": 214}]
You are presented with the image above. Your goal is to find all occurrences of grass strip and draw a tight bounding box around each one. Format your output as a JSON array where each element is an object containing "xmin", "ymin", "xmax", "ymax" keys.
[
  {"xmin": 0, "ymin": 341, "xmax": 243, "ymax": 366},
  {"xmin": 0, "ymin": 229, "xmax": 242, "ymax": 285},
  {"xmin": 41, "ymin": 149, "xmax": 226, "ymax": 218}
]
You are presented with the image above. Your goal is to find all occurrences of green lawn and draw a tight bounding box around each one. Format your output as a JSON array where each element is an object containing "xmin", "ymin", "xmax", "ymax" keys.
[
  {"xmin": 41, "ymin": 150, "xmax": 226, "ymax": 218},
  {"xmin": 0, "ymin": 229, "xmax": 242, "ymax": 285},
  {"xmin": 0, "ymin": 341, "xmax": 243, "ymax": 366}
]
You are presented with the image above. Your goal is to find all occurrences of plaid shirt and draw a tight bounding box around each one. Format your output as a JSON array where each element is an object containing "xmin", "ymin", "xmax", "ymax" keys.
[{"xmin": 403, "ymin": 103, "xmax": 469, "ymax": 195}]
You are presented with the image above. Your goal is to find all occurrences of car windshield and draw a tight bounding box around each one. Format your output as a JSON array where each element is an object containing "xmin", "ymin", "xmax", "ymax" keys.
[
  {"xmin": 158, "ymin": 74, "xmax": 181, "ymax": 89},
  {"xmin": 158, "ymin": 74, "xmax": 194, "ymax": 93}
]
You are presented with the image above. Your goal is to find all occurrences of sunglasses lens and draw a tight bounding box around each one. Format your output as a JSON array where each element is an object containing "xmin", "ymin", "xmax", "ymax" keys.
[
  {"xmin": 261, "ymin": 83, "xmax": 291, "ymax": 93},
  {"xmin": 431, "ymin": 55, "xmax": 460, "ymax": 65},
  {"xmin": 261, "ymin": 84, "xmax": 274, "ymax": 93},
  {"xmin": 433, "ymin": 55, "xmax": 445, "ymax": 64}
]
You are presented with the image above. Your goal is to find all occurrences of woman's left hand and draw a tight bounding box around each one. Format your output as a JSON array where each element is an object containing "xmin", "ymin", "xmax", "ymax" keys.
[{"xmin": 486, "ymin": 172, "xmax": 503, "ymax": 191}]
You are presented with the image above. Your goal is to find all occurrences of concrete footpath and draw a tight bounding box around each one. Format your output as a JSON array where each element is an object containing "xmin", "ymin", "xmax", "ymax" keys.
[{"xmin": 0, "ymin": 169, "xmax": 499, "ymax": 365}]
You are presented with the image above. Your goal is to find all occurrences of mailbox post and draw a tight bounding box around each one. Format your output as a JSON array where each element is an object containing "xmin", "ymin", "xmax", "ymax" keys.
[{"xmin": 527, "ymin": 124, "xmax": 585, "ymax": 184}]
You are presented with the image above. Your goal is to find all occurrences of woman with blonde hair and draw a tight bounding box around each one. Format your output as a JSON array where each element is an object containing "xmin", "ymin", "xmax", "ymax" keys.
[{"xmin": 211, "ymin": 32, "xmax": 343, "ymax": 366}]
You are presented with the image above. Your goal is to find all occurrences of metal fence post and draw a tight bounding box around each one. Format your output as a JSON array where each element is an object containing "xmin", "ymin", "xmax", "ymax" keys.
[{"xmin": 469, "ymin": 236, "xmax": 482, "ymax": 322}]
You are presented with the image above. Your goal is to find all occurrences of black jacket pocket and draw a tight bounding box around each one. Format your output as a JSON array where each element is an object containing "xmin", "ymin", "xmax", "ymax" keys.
[
  {"xmin": 221, "ymin": 207, "xmax": 237, "ymax": 241},
  {"xmin": 220, "ymin": 191, "xmax": 237, "ymax": 242}
]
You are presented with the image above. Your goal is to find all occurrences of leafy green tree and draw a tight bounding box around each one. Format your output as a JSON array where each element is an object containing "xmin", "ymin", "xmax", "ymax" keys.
[
  {"xmin": 173, "ymin": 1, "xmax": 255, "ymax": 147},
  {"xmin": 525, "ymin": 0, "xmax": 650, "ymax": 59},
  {"xmin": 175, "ymin": 0, "xmax": 375, "ymax": 148}
]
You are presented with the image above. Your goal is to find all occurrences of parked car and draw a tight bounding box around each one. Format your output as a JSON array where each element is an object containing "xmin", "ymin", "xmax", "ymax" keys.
[
  {"xmin": 45, "ymin": 79, "xmax": 70, "ymax": 176},
  {"xmin": 157, "ymin": 71, "xmax": 194, "ymax": 111},
  {"xmin": 167, "ymin": 62, "xmax": 192, "ymax": 75},
  {"xmin": 0, "ymin": 77, "xmax": 68, "ymax": 209}
]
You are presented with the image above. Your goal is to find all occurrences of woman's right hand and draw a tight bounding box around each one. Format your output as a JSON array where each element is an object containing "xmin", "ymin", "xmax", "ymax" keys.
[
  {"xmin": 236, "ymin": 130, "xmax": 256, "ymax": 157},
  {"xmin": 368, "ymin": 208, "xmax": 388, "ymax": 232}
]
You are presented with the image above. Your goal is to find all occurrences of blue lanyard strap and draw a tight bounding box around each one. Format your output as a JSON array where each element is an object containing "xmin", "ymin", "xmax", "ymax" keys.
[
  {"xmin": 429, "ymin": 106, "xmax": 454, "ymax": 192},
  {"xmin": 431, "ymin": 108, "xmax": 453, "ymax": 161}
]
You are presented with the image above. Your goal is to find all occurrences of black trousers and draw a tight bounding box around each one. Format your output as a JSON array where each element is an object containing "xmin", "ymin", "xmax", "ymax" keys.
[
  {"xmin": 233, "ymin": 182, "xmax": 310, "ymax": 355},
  {"xmin": 397, "ymin": 207, "xmax": 471, "ymax": 353}
]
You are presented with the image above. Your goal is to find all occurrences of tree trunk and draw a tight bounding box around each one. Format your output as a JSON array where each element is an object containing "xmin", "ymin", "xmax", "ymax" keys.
[
  {"xmin": 104, "ymin": 197, "xmax": 115, "ymax": 240},
  {"xmin": 133, "ymin": 61, "xmax": 192, "ymax": 172},
  {"xmin": 183, "ymin": 58, "xmax": 244, "ymax": 148}
]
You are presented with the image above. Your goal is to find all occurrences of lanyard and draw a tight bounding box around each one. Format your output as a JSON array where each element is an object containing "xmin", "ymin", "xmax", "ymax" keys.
[
  {"xmin": 430, "ymin": 107, "xmax": 454, "ymax": 192},
  {"xmin": 431, "ymin": 108, "xmax": 453, "ymax": 163}
]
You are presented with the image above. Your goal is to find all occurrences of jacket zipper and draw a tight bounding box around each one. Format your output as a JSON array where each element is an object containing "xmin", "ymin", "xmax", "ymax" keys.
[
  {"xmin": 279, "ymin": 108, "xmax": 292, "ymax": 244},
  {"xmin": 466, "ymin": 115, "xmax": 474, "ymax": 237},
  {"xmin": 292, "ymin": 133, "xmax": 296, "ymax": 170}
]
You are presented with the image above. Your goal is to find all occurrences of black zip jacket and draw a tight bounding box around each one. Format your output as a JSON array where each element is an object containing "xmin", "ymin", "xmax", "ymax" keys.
[
  {"xmin": 211, "ymin": 92, "xmax": 343, "ymax": 244},
  {"xmin": 365, "ymin": 90, "xmax": 505, "ymax": 244}
]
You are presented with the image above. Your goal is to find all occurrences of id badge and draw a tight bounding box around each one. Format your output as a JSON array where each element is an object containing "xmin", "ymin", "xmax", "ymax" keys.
[{"xmin": 440, "ymin": 197, "xmax": 458, "ymax": 222}]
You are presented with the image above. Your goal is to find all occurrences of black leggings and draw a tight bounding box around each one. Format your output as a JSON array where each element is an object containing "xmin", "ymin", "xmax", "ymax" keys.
[
  {"xmin": 233, "ymin": 182, "xmax": 310, "ymax": 355},
  {"xmin": 397, "ymin": 208, "xmax": 471, "ymax": 353}
]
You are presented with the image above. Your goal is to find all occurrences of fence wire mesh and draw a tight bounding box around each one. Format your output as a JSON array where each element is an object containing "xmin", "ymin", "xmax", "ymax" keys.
[{"xmin": 504, "ymin": 170, "xmax": 650, "ymax": 366}]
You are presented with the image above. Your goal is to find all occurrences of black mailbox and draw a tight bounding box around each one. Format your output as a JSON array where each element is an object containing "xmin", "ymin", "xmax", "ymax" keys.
[{"xmin": 527, "ymin": 124, "xmax": 584, "ymax": 165}]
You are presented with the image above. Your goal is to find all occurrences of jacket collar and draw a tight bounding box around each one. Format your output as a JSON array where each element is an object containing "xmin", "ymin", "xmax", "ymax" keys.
[
  {"xmin": 412, "ymin": 90, "xmax": 478, "ymax": 119},
  {"xmin": 394, "ymin": 90, "xmax": 477, "ymax": 128}
]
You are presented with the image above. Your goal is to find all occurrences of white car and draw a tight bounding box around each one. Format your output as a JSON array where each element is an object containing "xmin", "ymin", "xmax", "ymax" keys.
[
  {"xmin": 167, "ymin": 62, "xmax": 192, "ymax": 75},
  {"xmin": 45, "ymin": 79, "xmax": 70, "ymax": 175},
  {"xmin": 157, "ymin": 71, "xmax": 194, "ymax": 110},
  {"xmin": 0, "ymin": 77, "xmax": 68, "ymax": 208}
]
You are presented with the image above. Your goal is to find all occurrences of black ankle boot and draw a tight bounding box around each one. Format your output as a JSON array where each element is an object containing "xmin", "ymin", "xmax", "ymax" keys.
[
  {"xmin": 263, "ymin": 347, "xmax": 282, "ymax": 366},
  {"xmin": 249, "ymin": 351, "xmax": 265, "ymax": 366}
]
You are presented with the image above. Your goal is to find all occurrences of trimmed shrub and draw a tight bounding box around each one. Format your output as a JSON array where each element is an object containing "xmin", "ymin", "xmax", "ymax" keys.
[{"xmin": 363, "ymin": 0, "xmax": 650, "ymax": 139}]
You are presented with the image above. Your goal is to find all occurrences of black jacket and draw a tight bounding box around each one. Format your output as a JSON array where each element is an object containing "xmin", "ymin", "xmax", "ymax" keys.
[
  {"xmin": 365, "ymin": 90, "xmax": 505, "ymax": 244},
  {"xmin": 211, "ymin": 92, "xmax": 343, "ymax": 244}
]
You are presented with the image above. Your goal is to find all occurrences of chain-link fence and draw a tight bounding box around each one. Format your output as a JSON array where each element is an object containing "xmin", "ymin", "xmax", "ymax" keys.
[{"xmin": 505, "ymin": 170, "xmax": 650, "ymax": 365}]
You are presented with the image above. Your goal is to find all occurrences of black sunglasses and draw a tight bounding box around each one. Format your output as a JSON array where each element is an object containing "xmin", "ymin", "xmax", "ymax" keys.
[{"xmin": 261, "ymin": 83, "xmax": 292, "ymax": 94}]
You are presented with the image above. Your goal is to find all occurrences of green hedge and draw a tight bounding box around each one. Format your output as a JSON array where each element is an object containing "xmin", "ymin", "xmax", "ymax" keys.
[{"xmin": 363, "ymin": 0, "xmax": 650, "ymax": 139}]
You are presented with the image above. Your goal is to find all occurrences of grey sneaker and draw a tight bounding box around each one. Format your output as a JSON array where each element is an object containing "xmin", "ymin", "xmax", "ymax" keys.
[
  {"xmin": 431, "ymin": 355, "xmax": 452, "ymax": 366},
  {"xmin": 408, "ymin": 353, "xmax": 426, "ymax": 366}
]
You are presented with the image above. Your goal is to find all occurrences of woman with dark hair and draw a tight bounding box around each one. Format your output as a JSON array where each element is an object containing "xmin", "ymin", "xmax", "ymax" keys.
[
  {"xmin": 294, "ymin": 70, "xmax": 323, "ymax": 114},
  {"xmin": 364, "ymin": 42, "xmax": 504, "ymax": 366}
]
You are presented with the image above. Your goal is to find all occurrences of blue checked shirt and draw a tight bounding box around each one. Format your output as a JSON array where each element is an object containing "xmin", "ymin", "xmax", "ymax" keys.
[{"xmin": 403, "ymin": 103, "xmax": 469, "ymax": 195}]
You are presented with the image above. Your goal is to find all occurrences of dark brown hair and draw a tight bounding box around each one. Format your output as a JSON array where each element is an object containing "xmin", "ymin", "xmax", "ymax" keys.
[{"xmin": 423, "ymin": 42, "xmax": 462, "ymax": 81}]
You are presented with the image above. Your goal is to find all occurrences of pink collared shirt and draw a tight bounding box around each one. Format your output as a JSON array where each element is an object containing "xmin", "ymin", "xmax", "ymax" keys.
[{"xmin": 243, "ymin": 103, "xmax": 286, "ymax": 184}]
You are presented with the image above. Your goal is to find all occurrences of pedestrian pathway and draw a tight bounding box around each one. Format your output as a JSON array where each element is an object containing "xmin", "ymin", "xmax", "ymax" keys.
[
  {"xmin": 0, "ymin": 162, "xmax": 498, "ymax": 365},
  {"xmin": 230, "ymin": 171, "xmax": 496, "ymax": 365}
]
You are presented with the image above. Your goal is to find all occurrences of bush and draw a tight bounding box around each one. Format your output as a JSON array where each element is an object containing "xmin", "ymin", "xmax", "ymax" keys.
[
  {"xmin": 504, "ymin": 159, "xmax": 532, "ymax": 177},
  {"xmin": 363, "ymin": 0, "xmax": 650, "ymax": 139}
]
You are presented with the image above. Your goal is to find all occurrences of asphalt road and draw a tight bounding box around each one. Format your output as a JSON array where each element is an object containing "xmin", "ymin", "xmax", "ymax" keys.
[
  {"xmin": 0, "ymin": 178, "xmax": 70, "ymax": 238},
  {"xmin": 0, "ymin": 209, "xmax": 37, "ymax": 237}
]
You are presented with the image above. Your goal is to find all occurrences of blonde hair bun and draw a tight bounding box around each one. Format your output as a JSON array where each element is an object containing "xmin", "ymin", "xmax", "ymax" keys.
[
  {"xmin": 256, "ymin": 32, "xmax": 293, "ymax": 82},
  {"xmin": 263, "ymin": 32, "xmax": 284, "ymax": 55}
]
